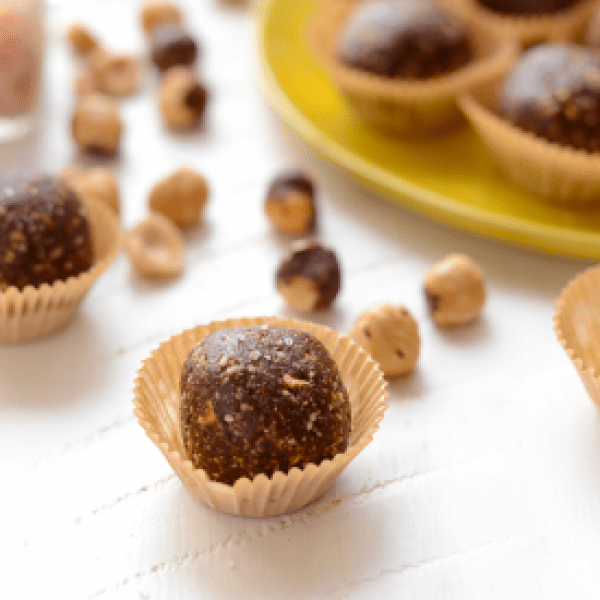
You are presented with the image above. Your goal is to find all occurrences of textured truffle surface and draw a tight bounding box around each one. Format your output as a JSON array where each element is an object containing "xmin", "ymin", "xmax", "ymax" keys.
[
  {"xmin": 477, "ymin": 0, "xmax": 577, "ymax": 15},
  {"xmin": 497, "ymin": 44, "xmax": 600, "ymax": 152},
  {"xmin": 180, "ymin": 325, "xmax": 351, "ymax": 485},
  {"xmin": 337, "ymin": 0, "xmax": 472, "ymax": 78},
  {"xmin": 0, "ymin": 173, "xmax": 93, "ymax": 291}
]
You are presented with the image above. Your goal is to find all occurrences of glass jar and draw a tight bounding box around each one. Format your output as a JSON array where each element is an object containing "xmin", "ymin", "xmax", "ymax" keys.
[{"xmin": 0, "ymin": 0, "xmax": 44, "ymax": 141}]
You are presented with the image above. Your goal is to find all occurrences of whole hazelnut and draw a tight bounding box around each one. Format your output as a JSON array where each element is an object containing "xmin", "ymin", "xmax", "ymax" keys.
[
  {"xmin": 67, "ymin": 24, "xmax": 99, "ymax": 56},
  {"xmin": 423, "ymin": 253, "xmax": 485, "ymax": 326},
  {"xmin": 348, "ymin": 303, "xmax": 420, "ymax": 376},
  {"xmin": 149, "ymin": 167, "xmax": 208, "ymax": 228},
  {"xmin": 88, "ymin": 48, "xmax": 143, "ymax": 98},
  {"xmin": 151, "ymin": 24, "xmax": 198, "ymax": 72},
  {"xmin": 265, "ymin": 170, "xmax": 316, "ymax": 235},
  {"xmin": 61, "ymin": 166, "xmax": 120, "ymax": 215},
  {"xmin": 141, "ymin": 1, "xmax": 182, "ymax": 34},
  {"xmin": 72, "ymin": 93, "xmax": 123, "ymax": 156},
  {"xmin": 157, "ymin": 66, "xmax": 207, "ymax": 130},
  {"xmin": 276, "ymin": 240, "xmax": 341, "ymax": 313},
  {"xmin": 124, "ymin": 212, "xmax": 185, "ymax": 280}
]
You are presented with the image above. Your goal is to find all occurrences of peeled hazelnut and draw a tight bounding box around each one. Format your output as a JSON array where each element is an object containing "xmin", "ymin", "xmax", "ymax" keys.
[
  {"xmin": 151, "ymin": 24, "xmax": 198, "ymax": 72},
  {"xmin": 149, "ymin": 167, "xmax": 208, "ymax": 228},
  {"xmin": 124, "ymin": 212, "xmax": 185, "ymax": 280},
  {"xmin": 72, "ymin": 93, "xmax": 123, "ymax": 156},
  {"xmin": 61, "ymin": 166, "xmax": 120, "ymax": 215},
  {"xmin": 158, "ymin": 66, "xmax": 207, "ymax": 130},
  {"xmin": 276, "ymin": 240, "xmax": 341, "ymax": 313},
  {"xmin": 141, "ymin": 1, "xmax": 182, "ymax": 34},
  {"xmin": 265, "ymin": 170, "xmax": 316, "ymax": 235},
  {"xmin": 423, "ymin": 253, "xmax": 485, "ymax": 326},
  {"xmin": 74, "ymin": 66, "xmax": 99, "ymax": 96},
  {"xmin": 88, "ymin": 48, "xmax": 142, "ymax": 97},
  {"xmin": 67, "ymin": 24, "xmax": 99, "ymax": 56},
  {"xmin": 348, "ymin": 303, "xmax": 420, "ymax": 376}
]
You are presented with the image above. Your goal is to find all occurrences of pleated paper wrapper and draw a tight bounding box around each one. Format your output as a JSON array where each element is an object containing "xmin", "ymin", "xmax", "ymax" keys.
[
  {"xmin": 437, "ymin": 0, "xmax": 598, "ymax": 46},
  {"xmin": 310, "ymin": 0, "xmax": 518, "ymax": 134},
  {"xmin": 460, "ymin": 81, "xmax": 600, "ymax": 205},
  {"xmin": 133, "ymin": 316, "xmax": 388, "ymax": 517},
  {"xmin": 554, "ymin": 264, "xmax": 600, "ymax": 410},
  {"xmin": 0, "ymin": 198, "xmax": 121, "ymax": 343}
]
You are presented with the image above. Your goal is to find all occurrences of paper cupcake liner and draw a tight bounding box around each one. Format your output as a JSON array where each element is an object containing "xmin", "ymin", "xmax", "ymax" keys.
[
  {"xmin": 309, "ymin": 0, "xmax": 518, "ymax": 133},
  {"xmin": 459, "ymin": 81, "xmax": 600, "ymax": 205},
  {"xmin": 437, "ymin": 0, "xmax": 598, "ymax": 45},
  {"xmin": 133, "ymin": 316, "xmax": 388, "ymax": 517},
  {"xmin": 0, "ymin": 198, "xmax": 121, "ymax": 343},
  {"xmin": 554, "ymin": 264, "xmax": 600, "ymax": 409}
]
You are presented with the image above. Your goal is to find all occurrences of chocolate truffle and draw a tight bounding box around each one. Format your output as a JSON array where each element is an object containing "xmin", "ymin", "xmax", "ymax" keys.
[
  {"xmin": 180, "ymin": 325, "xmax": 351, "ymax": 486},
  {"xmin": 337, "ymin": 0, "xmax": 472, "ymax": 79},
  {"xmin": 151, "ymin": 24, "xmax": 198, "ymax": 72},
  {"xmin": 497, "ymin": 44, "xmax": 600, "ymax": 152},
  {"xmin": 477, "ymin": 0, "xmax": 577, "ymax": 15},
  {"xmin": 0, "ymin": 173, "xmax": 93, "ymax": 291}
]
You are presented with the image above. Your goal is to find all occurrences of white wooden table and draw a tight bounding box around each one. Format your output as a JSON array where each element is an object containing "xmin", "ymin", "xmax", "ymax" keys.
[{"xmin": 2, "ymin": 1, "xmax": 599, "ymax": 598}]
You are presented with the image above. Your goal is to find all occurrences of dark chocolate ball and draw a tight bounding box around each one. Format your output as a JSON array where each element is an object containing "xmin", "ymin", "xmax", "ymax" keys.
[
  {"xmin": 497, "ymin": 44, "xmax": 600, "ymax": 152},
  {"xmin": 180, "ymin": 325, "xmax": 351, "ymax": 486},
  {"xmin": 477, "ymin": 0, "xmax": 577, "ymax": 15},
  {"xmin": 337, "ymin": 0, "xmax": 472, "ymax": 79},
  {"xmin": 0, "ymin": 173, "xmax": 94, "ymax": 291},
  {"xmin": 151, "ymin": 24, "xmax": 198, "ymax": 72}
]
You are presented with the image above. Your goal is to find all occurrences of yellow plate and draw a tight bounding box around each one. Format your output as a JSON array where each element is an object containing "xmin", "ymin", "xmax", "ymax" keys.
[{"xmin": 258, "ymin": 0, "xmax": 600, "ymax": 261}]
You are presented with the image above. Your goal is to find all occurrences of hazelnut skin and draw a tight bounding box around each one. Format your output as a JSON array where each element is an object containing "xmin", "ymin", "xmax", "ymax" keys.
[
  {"xmin": 141, "ymin": 1, "xmax": 182, "ymax": 34},
  {"xmin": 158, "ymin": 67, "xmax": 207, "ymax": 130},
  {"xmin": 265, "ymin": 170, "xmax": 316, "ymax": 235},
  {"xmin": 72, "ymin": 93, "xmax": 123, "ymax": 156},
  {"xmin": 348, "ymin": 303, "xmax": 420, "ymax": 376},
  {"xmin": 149, "ymin": 167, "xmax": 208, "ymax": 228},
  {"xmin": 67, "ymin": 24, "xmax": 99, "ymax": 56},
  {"xmin": 151, "ymin": 24, "xmax": 198, "ymax": 72},
  {"xmin": 124, "ymin": 212, "xmax": 185, "ymax": 280},
  {"xmin": 61, "ymin": 166, "xmax": 120, "ymax": 215},
  {"xmin": 423, "ymin": 253, "xmax": 485, "ymax": 326},
  {"xmin": 276, "ymin": 240, "xmax": 341, "ymax": 313}
]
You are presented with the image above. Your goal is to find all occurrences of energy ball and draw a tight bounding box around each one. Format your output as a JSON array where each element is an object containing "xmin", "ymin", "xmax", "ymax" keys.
[
  {"xmin": 151, "ymin": 24, "xmax": 198, "ymax": 72},
  {"xmin": 0, "ymin": 173, "xmax": 93, "ymax": 291},
  {"xmin": 276, "ymin": 240, "xmax": 341, "ymax": 313},
  {"xmin": 348, "ymin": 303, "xmax": 420, "ymax": 376},
  {"xmin": 477, "ymin": 0, "xmax": 577, "ymax": 14},
  {"xmin": 497, "ymin": 44, "xmax": 600, "ymax": 152},
  {"xmin": 264, "ymin": 170, "xmax": 316, "ymax": 235},
  {"xmin": 423, "ymin": 253, "xmax": 485, "ymax": 326},
  {"xmin": 180, "ymin": 325, "xmax": 351, "ymax": 485},
  {"xmin": 337, "ymin": 0, "xmax": 472, "ymax": 79}
]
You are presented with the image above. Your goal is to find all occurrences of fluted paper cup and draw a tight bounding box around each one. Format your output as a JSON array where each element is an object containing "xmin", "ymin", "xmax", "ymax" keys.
[
  {"xmin": 0, "ymin": 198, "xmax": 121, "ymax": 343},
  {"xmin": 133, "ymin": 316, "xmax": 388, "ymax": 517}
]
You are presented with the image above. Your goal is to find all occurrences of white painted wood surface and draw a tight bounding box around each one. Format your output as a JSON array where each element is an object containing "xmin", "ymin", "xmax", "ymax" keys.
[{"xmin": 1, "ymin": 1, "xmax": 599, "ymax": 598}]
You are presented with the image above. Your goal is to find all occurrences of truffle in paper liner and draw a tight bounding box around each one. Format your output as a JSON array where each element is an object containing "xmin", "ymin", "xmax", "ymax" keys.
[
  {"xmin": 459, "ymin": 81, "xmax": 600, "ymax": 205},
  {"xmin": 0, "ymin": 198, "xmax": 121, "ymax": 343},
  {"xmin": 437, "ymin": 0, "xmax": 598, "ymax": 46},
  {"xmin": 133, "ymin": 316, "xmax": 388, "ymax": 517},
  {"xmin": 554, "ymin": 264, "xmax": 600, "ymax": 409},
  {"xmin": 310, "ymin": 0, "xmax": 518, "ymax": 133}
]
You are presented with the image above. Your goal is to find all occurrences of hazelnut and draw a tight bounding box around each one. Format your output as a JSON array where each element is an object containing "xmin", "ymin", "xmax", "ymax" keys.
[
  {"xmin": 348, "ymin": 303, "xmax": 420, "ymax": 376},
  {"xmin": 158, "ymin": 67, "xmax": 207, "ymax": 130},
  {"xmin": 151, "ymin": 24, "xmax": 198, "ymax": 72},
  {"xmin": 423, "ymin": 253, "xmax": 486, "ymax": 326},
  {"xmin": 74, "ymin": 66, "xmax": 99, "ymax": 96},
  {"xmin": 265, "ymin": 170, "xmax": 316, "ymax": 235},
  {"xmin": 149, "ymin": 167, "xmax": 208, "ymax": 228},
  {"xmin": 141, "ymin": 1, "xmax": 182, "ymax": 34},
  {"xmin": 88, "ymin": 48, "xmax": 143, "ymax": 97},
  {"xmin": 124, "ymin": 212, "xmax": 185, "ymax": 280},
  {"xmin": 61, "ymin": 166, "xmax": 120, "ymax": 215},
  {"xmin": 67, "ymin": 24, "xmax": 99, "ymax": 56},
  {"xmin": 276, "ymin": 240, "xmax": 341, "ymax": 313},
  {"xmin": 72, "ymin": 93, "xmax": 123, "ymax": 156}
]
